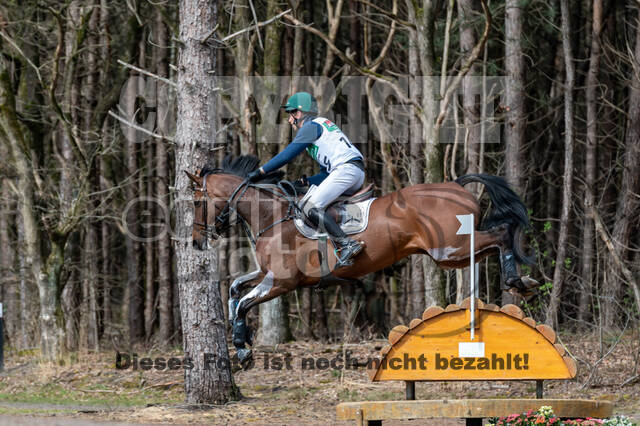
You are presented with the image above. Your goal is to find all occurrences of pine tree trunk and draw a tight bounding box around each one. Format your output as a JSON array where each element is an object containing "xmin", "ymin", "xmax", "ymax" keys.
[
  {"xmin": 176, "ymin": 0, "xmax": 239, "ymax": 404},
  {"xmin": 546, "ymin": 0, "xmax": 575, "ymax": 327},
  {"xmin": 503, "ymin": 0, "xmax": 527, "ymax": 305}
]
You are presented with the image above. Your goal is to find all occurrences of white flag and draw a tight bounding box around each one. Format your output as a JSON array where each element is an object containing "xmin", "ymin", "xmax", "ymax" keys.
[{"xmin": 456, "ymin": 214, "xmax": 474, "ymax": 235}]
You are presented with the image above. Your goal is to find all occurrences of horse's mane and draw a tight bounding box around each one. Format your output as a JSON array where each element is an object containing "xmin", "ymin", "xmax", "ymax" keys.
[{"xmin": 199, "ymin": 155, "xmax": 284, "ymax": 184}]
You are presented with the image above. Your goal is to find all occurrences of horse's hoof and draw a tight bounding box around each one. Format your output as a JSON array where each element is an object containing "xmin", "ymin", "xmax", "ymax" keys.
[
  {"xmin": 504, "ymin": 276, "xmax": 525, "ymax": 291},
  {"xmin": 520, "ymin": 275, "xmax": 540, "ymax": 289},
  {"xmin": 507, "ymin": 287, "xmax": 538, "ymax": 303},
  {"xmin": 237, "ymin": 348, "xmax": 253, "ymax": 369}
]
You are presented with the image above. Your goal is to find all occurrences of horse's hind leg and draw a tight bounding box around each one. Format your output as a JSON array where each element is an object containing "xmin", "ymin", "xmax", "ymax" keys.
[
  {"xmin": 435, "ymin": 224, "xmax": 532, "ymax": 291},
  {"xmin": 432, "ymin": 224, "xmax": 506, "ymax": 269}
]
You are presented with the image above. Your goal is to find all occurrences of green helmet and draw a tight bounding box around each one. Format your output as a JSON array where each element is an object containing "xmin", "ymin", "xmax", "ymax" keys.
[{"xmin": 282, "ymin": 92, "xmax": 318, "ymax": 114}]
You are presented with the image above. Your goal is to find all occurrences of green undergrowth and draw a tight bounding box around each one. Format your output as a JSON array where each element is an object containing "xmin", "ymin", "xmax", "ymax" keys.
[
  {"xmin": 0, "ymin": 380, "xmax": 182, "ymax": 407},
  {"xmin": 0, "ymin": 406, "xmax": 77, "ymax": 416}
]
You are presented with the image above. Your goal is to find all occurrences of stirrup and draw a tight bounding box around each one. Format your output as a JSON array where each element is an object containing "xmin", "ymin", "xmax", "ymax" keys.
[{"xmin": 334, "ymin": 240, "xmax": 364, "ymax": 269}]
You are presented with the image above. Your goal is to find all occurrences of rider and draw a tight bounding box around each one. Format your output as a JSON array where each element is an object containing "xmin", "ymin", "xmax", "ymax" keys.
[{"xmin": 247, "ymin": 92, "xmax": 365, "ymax": 268}]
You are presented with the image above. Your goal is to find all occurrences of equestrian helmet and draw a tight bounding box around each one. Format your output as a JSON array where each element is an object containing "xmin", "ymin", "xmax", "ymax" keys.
[{"xmin": 282, "ymin": 92, "xmax": 318, "ymax": 114}]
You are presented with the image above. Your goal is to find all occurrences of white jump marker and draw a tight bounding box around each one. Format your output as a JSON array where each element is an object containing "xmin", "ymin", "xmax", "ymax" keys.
[
  {"xmin": 459, "ymin": 342, "xmax": 485, "ymax": 358},
  {"xmin": 457, "ymin": 214, "xmax": 476, "ymax": 340}
]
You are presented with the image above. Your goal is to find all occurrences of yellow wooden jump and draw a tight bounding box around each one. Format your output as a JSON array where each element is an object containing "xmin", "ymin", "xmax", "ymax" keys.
[{"xmin": 336, "ymin": 297, "xmax": 613, "ymax": 426}]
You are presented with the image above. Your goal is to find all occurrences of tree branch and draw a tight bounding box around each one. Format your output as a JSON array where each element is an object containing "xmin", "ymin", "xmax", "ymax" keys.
[
  {"xmin": 281, "ymin": 11, "xmax": 420, "ymax": 114},
  {"xmin": 108, "ymin": 110, "xmax": 175, "ymax": 142},
  {"xmin": 435, "ymin": 0, "xmax": 492, "ymax": 129},
  {"xmin": 222, "ymin": 9, "xmax": 292, "ymax": 43},
  {"xmin": 590, "ymin": 206, "xmax": 640, "ymax": 315},
  {"xmin": 355, "ymin": 0, "xmax": 415, "ymax": 28},
  {"xmin": 117, "ymin": 59, "xmax": 177, "ymax": 87}
]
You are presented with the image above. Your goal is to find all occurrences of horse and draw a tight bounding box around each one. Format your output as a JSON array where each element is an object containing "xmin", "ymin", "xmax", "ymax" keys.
[{"xmin": 186, "ymin": 155, "xmax": 537, "ymax": 365}]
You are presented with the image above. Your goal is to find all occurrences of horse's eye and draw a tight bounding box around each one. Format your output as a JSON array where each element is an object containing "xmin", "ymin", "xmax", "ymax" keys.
[{"xmin": 194, "ymin": 200, "xmax": 202, "ymax": 208}]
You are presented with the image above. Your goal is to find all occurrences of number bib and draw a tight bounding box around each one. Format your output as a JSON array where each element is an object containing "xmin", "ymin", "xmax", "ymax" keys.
[{"xmin": 305, "ymin": 117, "xmax": 363, "ymax": 172}]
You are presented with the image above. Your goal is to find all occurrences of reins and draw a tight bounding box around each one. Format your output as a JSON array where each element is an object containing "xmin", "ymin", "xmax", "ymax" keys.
[{"xmin": 194, "ymin": 175, "xmax": 302, "ymax": 248}]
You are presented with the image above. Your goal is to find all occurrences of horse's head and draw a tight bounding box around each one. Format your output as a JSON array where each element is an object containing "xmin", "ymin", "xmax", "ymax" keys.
[
  {"xmin": 186, "ymin": 155, "xmax": 287, "ymax": 250},
  {"xmin": 185, "ymin": 170, "xmax": 227, "ymax": 250}
]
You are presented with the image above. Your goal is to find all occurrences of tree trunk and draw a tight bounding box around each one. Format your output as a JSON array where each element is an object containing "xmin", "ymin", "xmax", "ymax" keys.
[
  {"xmin": 410, "ymin": 0, "xmax": 445, "ymax": 308},
  {"xmin": 144, "ymin": 143, "xmax": 156, "ymax": 341},
  {"xmin": 504, "ymin": 0, "xmax": 526, "ymax": 192},
  {"xmin": 1, "ymin": 70, "xmax": 64, "ymax": 359},
  {"xmin": 602, "ymin": 11, "xmax": 640, "ymax": 328},
  {"xmin": 579, "ymin": 0, "xmax": 603, "ymax": 326},
  {"xmin": 255, "ymin": 0, "xmax": 291, "ymax": 347},
  {"xmin": 408, "ymin": 17, "xmax": 425, "ymax": 318},
  {"xmin": 154, "ymin": 6, "xmax": 174, "ymax": 344},
  {"xmin": 313, "ymin": 291, "xmax": 329, "ymax": 340},
  {"xmin": 0, "ymin": 178, "xmax": 19, "ymax": 347},
  {"xmin": 546, "ymin": 0, "xmax": 575, "ymax": 327},
  {"xmin": 82, "ymin": 224, "xmax": 99, "ymax": 351},
  {"xmin": 503, "ymin": 0, "xmax": 527, "ymax": 305},
  {"xmin": 458, "ymin": 0, "xmax": 481, "ymax": 168},
  {"xmin": 176, "ymin": 0, "xmax": 239, "ymax": 404},
  {"xmin": 124, "ymin": 74, "xmax": 144, "ymax": 345}
]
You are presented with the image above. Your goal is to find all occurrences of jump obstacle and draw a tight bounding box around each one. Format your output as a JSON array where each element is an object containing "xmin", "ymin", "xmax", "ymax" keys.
[{"xmin": 335, "ymin": 297, "xmax": 614, "ymax": 425}]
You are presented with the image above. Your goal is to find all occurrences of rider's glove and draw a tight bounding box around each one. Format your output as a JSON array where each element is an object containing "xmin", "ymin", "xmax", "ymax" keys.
[{"xmin": 247, "ymin": 168, "xmax": 263, "ymax": 182}]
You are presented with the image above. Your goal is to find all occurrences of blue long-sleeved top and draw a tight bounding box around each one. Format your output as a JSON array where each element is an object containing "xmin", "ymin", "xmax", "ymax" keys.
[{"xmin": 260, "ymin": 119, "xmax": 328, "ymax": 184}]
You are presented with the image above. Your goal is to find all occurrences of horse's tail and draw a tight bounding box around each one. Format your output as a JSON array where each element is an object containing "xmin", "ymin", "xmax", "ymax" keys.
[{"xmin": 455, "ymin": 174, "xmax": 534, "ymax": 265}]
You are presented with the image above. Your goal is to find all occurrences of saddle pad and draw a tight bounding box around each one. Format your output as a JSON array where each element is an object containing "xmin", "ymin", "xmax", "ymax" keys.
[{"xmin": 294, "ymin": 188, "xmax": 376, "ymax": 240}]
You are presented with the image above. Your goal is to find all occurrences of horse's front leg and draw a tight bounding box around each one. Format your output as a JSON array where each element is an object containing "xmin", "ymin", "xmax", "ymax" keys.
[
  {"xmin": 228, "ymin": 269, "xmax": 263, "ymax": 323},
  {"xmin": 233, "ymin": 270, "xmax": 290, "ymax": 367},
  {"xmin": 229, "ymin": 271, "xmax": 264, "ymax": 365}
]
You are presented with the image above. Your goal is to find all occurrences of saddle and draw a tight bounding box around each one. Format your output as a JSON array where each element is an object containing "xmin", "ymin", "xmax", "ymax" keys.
[{"xmin": 294, "ymin": 183, "xmax": 376, "ymax": 239}]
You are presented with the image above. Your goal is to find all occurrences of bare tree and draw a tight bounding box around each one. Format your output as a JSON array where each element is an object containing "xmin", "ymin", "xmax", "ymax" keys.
[{"xmin": 579, "ymin": 0, "xmax": 603, "ymax": 326}]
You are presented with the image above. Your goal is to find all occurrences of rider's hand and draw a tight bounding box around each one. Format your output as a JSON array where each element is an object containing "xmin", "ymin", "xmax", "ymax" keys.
[{"xmin": 247, "ymin": 168, "xmax": 263, "ymax": 182}]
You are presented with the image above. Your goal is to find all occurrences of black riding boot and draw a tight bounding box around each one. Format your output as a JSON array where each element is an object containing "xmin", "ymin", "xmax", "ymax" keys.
[{"xmin": 308, "ymin": 207, "xmax": 364, "ymax": 268}]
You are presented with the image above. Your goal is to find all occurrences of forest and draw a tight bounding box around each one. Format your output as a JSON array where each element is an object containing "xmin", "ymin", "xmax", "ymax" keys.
[{"xmin": 0, "ymin": 0, "xmax": 639, "ymax": 405}]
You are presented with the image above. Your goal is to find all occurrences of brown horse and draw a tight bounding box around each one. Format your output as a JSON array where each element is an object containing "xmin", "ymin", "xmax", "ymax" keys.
[{"xmin": 186, "ymin": 155, "xmax": 536, "ymax": 365}]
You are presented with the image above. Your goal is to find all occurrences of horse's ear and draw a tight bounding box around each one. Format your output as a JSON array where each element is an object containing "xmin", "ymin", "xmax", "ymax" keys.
[{"xmin": 184, "ymin": 171, "xmax": 202, "ymax": 187}]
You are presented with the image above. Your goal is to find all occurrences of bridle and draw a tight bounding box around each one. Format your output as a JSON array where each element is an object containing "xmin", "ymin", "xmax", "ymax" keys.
[
  {"xmin": 191, "ymin": 173, "xmax": 217, "ymax": 240},
  {"xmin": 192, "ymin": 173, "xmax": 250, "ymax": 241},
  {"xmin": 192, "ymin": 174, "xmax": 302, "ymax": 247}
]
